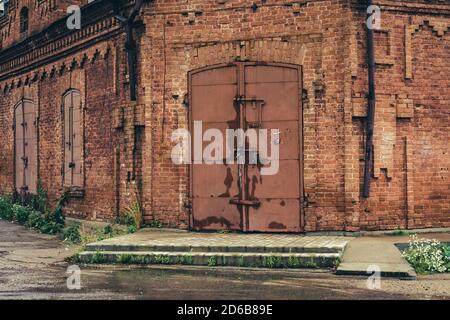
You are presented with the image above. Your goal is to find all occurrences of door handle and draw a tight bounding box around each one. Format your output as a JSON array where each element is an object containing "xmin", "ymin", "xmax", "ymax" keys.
[{"xmin": 21, "ymin": 156, "xmax": 28, "ymax": 168}]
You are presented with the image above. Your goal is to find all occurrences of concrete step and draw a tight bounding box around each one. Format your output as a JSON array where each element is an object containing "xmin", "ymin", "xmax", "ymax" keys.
[
  {"xmin": 336, "ymin": 262, "xmax": 416, "ymax": 278},
  {"xmin": 76, "ymin": 251, "xmax": 341, "ymax": 268},
  {"xmin": 84, "ymin": 243, "xmax": 344, "ymax": 254}
]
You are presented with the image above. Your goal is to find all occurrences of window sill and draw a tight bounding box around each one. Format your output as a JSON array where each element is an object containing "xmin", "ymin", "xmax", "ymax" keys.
[{"xmin": 65, "ymin": 187, "xmax": 85, "ymax": 199}]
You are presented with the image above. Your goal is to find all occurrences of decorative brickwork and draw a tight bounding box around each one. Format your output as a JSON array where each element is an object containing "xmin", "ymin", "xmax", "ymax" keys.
[
  {"xmin": 404, "ymin": 18, "xmax": 450, "ymax": 79},
  {"xmin": 0, "ymin": 0, "xmax": 448, "ymax": 231}
]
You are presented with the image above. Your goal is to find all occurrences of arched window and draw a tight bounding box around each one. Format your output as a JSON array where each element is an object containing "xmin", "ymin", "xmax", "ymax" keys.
[
  {"xmin": 14, "ymin": 100, "xmax": 37, "ymax": 193},
  {"xmin": 20, "ymin": 7, "xmax": 28, "ymax": 34},
  {"xmin": 63, "ymin": 90, "xmax": 83, "ymax": 187}
]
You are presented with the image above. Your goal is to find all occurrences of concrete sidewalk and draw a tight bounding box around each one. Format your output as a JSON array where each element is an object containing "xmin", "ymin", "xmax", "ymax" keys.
[
  {"xmin": 80, "ymin": 228, "xmax": 450, "ymax": 274},
  {"xmin": 336, "ymin": 233, "xmax": 450, "ymax": 278}
]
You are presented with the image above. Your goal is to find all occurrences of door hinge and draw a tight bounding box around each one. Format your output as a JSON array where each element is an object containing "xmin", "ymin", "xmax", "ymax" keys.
[
  {"xmin": 183, "ymin": 94, "xmax": 189, "ymax": 108},
  {"xmin": 302, "ymin": 194, "xmax": 310, "ymax": 208},
  {"xmin": 183, "ymin": 200, "xmax": 192, "ymax": 210}
]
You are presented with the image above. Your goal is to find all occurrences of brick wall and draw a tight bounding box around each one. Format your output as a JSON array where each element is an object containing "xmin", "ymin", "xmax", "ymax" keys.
[
  {"xmin": 351, "ymin": 2, "xmax": 450, "ymax": 230},
  {"xmin": 138, "ymin": 0, "xmax": 353, "ymax": 230},
  {"xmin": 0, "ymin": 0, "xmax": 448, "ymax": 231},
  {"xmin": 0, "ymin": 0, "xmax": 85, "ymax": 50},
  {"xmin": 0, "ymin": 47, "xmax": 125, "ymax": 220}
]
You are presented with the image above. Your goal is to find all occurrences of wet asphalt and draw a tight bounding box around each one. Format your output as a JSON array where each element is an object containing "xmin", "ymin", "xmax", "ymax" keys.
[{"xmin": 0, "ymin": 220, "xmax": 449, "ymax": 300}]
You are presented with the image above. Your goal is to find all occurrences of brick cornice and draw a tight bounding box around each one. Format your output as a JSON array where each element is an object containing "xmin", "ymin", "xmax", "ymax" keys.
[
  {"xmin": 352, "ymin": 0, "xmax": 450, "ymax": 15},
  {"xmin": 0, "ymin": 0, "xmax": 125, "ymax": 82}
]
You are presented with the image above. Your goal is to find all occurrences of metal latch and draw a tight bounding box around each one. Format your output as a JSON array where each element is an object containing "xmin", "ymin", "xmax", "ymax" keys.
[
  {"xmin": 21, "ymin": 156, "xmax": 28, "ymax": 168},
  {"xmin": 234, "ymin": 96, "xmax": 265, "ymax": 128},
  {"xmin": 229, "ymin": 199, "xmax": 261, "ymax": 208}
]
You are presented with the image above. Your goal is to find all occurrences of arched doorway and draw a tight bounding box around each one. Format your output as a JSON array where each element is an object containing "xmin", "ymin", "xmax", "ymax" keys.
[{"xmin": 188, "ymin": 62, "xmax": 304, "ymax": 232}]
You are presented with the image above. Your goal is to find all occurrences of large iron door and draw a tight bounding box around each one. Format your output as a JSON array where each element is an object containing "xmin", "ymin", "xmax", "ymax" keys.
[
  {"xmin": 189, "ymin": 62, "xmax": 303, "ymax": 232},
  {"xmin": 14, "ymin": 100, "xmax": 37, "ymax": 194}
]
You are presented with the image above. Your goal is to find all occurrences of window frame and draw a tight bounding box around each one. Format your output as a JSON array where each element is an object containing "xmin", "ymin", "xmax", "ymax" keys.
[
  {"xmin": 14, "ymin": 99, "xmax": 38, "ymax": 194},
  {"xmin": 19, "ymin": 6, "xmax": 28, "ymax": 34},
  {"xmin": 62, "ymin": 89, "xmax": 84, "ymax": 189}
]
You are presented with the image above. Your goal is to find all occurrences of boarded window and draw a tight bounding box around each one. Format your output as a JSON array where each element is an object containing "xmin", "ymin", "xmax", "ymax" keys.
[
  {"xmin": 63, "ymin": 90, "xmax": 82, "ymax": 187},
  {"xmin": 14, "ymin": 100, "xmax": 37, "ymax": 193}
]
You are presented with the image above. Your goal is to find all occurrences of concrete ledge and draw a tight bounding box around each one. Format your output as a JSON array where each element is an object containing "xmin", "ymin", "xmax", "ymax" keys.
[
  {"xmin": 76, "ymin": 251, "xmax": 341, "ymax": 268},
  {"xmin": 85, "ymin": 243, "xmax": 346, "ymax": 254},
  {"xmin": 336, "ymin": 262, "xmax": 416, "ymax": 279},
  {"xmin": 306, "ymin": 227, "xmax": 450, "ymax": 237}
]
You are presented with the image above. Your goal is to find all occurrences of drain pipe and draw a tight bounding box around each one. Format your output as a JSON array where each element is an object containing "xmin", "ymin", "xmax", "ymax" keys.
[
  {"xmin": 115, "ymin": 0, "xmax": 145, "ymax": 101},
  {"xmin": 362, "ymin": 0, "xmax": 376, "ymax": 198}
]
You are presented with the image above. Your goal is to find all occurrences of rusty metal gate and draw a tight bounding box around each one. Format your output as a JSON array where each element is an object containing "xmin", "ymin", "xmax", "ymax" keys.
[
  {"xmin": 189, "ymin": 62, "xmax": 303, "ymax": 232},
  {"xmin": 14, "ymin": 100, "xmax": 37, "ymax": 194}
]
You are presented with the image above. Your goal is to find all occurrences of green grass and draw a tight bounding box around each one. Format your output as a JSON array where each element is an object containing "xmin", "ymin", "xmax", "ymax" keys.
[
  {"xmin": 62, "ymin": 225, "xmax": 82, "ymax": 244},
  {"xmin": 207, "ymin": 256, "xmax": 218, "ymax": 267},
  {"xmin": 391, "ymin": 229, "xmax": 414, "ymax": 236},
  {"xmin": 91, "ymin": 251, "xmax": 107, "ymax": 264},
  {"xmin": 0, "ymin": 193, "xmax": 65, "ymax": 235},
  {"xmin": 117, "ymin": 253, "xmax": 134, "ymax": 264},
  {"xmin": 263, "ymin": 255, "xmax": 282, "ymax": 268}
]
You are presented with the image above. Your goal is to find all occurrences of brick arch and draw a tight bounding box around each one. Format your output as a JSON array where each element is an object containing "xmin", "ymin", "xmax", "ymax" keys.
[
  {"xmin": 163, "ymin": 39, "xmax": 314, "ymax": 134},
  {"xmin": 163, "ymin": 39, "xmax": 313, "ymax": 137},
  {"xmin": 146, "ymin": 37, "xmax": 323, "ymax": 228},
  {"xmin": 185, "ymin": 39, "xmax": 308, "ymax": 72},
  {"xmin": 171, "ymin": 38, "xmax": 322, "ymax": 115}
]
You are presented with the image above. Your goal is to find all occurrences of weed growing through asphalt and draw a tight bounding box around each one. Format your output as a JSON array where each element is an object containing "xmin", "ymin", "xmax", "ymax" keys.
[
  {"xmin": 148, "ymin": 218, "xmax": 163, "ymax": 228},
  {"xmin": 75, "ymin": 224, "xmax": 128, "ymax": 248},
  {"xmin": 392, "ymin": 229, "xmax": 414, "ymax": 236},
  {"xmin": 0, "ymin": 184, "xmax": 68, "ymax": 236},
  {"xmin": 63, "ymin": 225, "xmax": 82, "ymax": 244}
]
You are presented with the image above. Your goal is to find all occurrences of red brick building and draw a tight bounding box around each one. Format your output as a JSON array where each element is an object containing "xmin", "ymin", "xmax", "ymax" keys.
[{"xmin": 0, "ymin": 0, "xmax": 448, "ymax": 232}]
